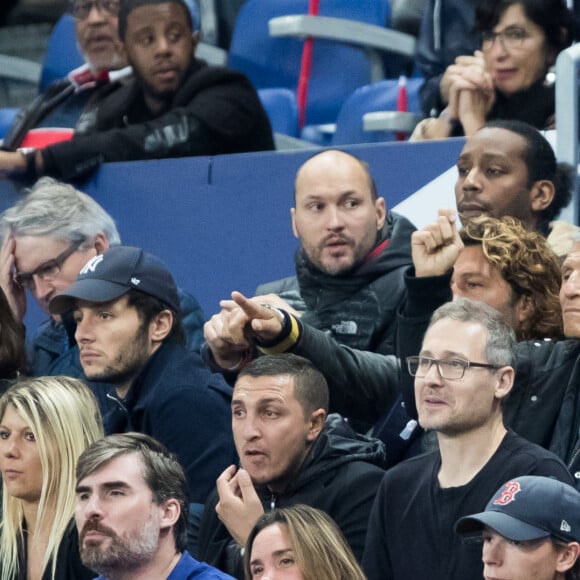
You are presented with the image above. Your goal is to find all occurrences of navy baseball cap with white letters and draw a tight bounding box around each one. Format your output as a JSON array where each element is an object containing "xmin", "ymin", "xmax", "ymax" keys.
[
  {"xmin": 49, "ymin": 246, "xmax": 180, "ymax": 314},
  {"xmin": 455, "ymin": 475, "xmax": 580, "ymax": 543}
]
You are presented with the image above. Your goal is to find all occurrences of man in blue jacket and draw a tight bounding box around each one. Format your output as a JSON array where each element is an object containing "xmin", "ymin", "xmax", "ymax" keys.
[
  {"xmin": 50, "ymin": 245, "xmax": 236, "ymax": 504},
  {"xmin": 76, "ymin": 432, "xmax": 235, "ymax": 579}
]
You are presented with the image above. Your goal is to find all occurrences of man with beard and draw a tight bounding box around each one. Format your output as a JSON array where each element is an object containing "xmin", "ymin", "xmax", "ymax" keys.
[
  {"xmin": 0, "ymin": 177, "xmax": 206, "ymax": 380},
  {"xmin": 49, "ymin": 245, "xmax": 236, "ymax": 505},
  {"xmin": 75, "ymin": 432, "xmax": 235, "ymax": 579},
  {"xmin": 254, "ymin": 149, "xmax": 415, "ymax": 357},
  {"xmin": 0, "ymin": 0, "xmax": 274, "ymax": 182}
]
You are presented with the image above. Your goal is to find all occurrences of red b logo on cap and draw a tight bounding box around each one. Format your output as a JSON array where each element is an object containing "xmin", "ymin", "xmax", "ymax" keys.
[{"xmin": 493, "ymin": 481, "xmax": 521, "ymax": 505}]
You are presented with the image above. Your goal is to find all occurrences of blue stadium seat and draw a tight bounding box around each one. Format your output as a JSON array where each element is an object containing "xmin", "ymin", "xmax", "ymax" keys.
[
  {"xmin": 227, "ymin": 0, "xmax": 417, "ymax": 128},
  {"xmin": 39, "ymin": 14, "xmax": 83, "ymax": 93},
  {"xmin": 332, "ymin": 77, "xmax": 424, "ymax": 145},
  {"xmin": 0, "ymin": 108, "xmax": 18, "ymax": 139},
  {"xmin": 258, "ymin": 88, "xmax": 299, "ymax": 137}
]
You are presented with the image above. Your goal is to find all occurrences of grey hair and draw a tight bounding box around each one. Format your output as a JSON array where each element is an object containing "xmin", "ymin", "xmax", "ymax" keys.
[
  {"xmin": 0, "ymin": 178, "xmax": 120, "ymax": 245},
  {"xmin": 428, "ymin": 298, "xmax": 516, "ymax": 368}
]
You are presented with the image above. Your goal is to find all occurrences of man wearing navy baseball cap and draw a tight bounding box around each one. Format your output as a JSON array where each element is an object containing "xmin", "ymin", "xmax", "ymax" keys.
[
  {"xmin": 456, "ymin": 476, "xmax": 580, "ymax": 580},
  {"xmin": 49, "ymin": 245, "xmax": 237, "ymax": 506}
]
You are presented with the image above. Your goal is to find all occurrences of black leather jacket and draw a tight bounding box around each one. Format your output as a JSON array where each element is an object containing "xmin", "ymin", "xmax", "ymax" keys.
[{"xmin": 40, "ymin": 59, "xmax": 274, "ymax": 180}]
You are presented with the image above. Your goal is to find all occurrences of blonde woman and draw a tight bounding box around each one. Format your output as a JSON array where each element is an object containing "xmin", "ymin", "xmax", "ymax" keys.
[
  {"xmin": 0, "ymin": 376, "xmax": 103, "ymax": 580},
  {"xmin": 244, "ymin": 505, "xmax": 366, "ymax": 580}
]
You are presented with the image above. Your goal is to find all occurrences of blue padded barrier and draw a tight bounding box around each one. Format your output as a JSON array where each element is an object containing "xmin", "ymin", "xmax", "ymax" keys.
[{"xmin": 0, "ymin": 139, "xmax": 465, "ymax": 330}]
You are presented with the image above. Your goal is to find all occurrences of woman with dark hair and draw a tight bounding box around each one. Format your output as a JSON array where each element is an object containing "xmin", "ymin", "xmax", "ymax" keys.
[{"xmin": 413, "ymin": 0, "xmax": 578, "ymax": 140}]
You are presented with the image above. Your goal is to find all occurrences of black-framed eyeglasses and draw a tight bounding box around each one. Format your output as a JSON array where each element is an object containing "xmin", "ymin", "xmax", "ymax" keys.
[
  {"xmin": 13, "ymin": 239, "xmax": 85, "ymax": 290},
  {"xmin": 481, "ymin": 26, "xmax": 530, "ymax": 51},
  {"xmin": 406, "ymin": 356, "xmax": 502, "ymax": 380},
  {"xmin": 69, "ymin": 0, "xmax": 120, "ymax": 20}
]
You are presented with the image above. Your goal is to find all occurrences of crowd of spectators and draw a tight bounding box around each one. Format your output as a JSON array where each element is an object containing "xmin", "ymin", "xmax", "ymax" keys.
[{"xmin": 2, "ymin": 0, "xmax": 580, "ymax": 579}]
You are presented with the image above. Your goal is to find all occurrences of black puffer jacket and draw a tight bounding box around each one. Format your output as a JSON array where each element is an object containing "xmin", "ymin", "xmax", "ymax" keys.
[
  {"xmin": 196, "ymin": 415, "xmax": 386, "ymax": 579},
  {"xmin": 256, "ymin": 212, "xmax": 415, "ymax": 356}
]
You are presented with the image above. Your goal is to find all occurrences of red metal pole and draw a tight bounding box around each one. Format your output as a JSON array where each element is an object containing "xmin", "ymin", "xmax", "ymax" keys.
[{"xmin": 297, "ymin": 0, "xmax": 320, "ymax": 129}]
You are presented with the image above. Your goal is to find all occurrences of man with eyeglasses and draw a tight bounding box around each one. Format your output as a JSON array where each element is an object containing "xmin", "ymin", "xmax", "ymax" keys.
[
  {"xmin": 0, "ymin": 177, "xmax": 205, "ymax": 380},
  {"xmin": 1, "ymin": 0, "xmax": 131, "ymax": 152},
  {"xmin": 361, "ymin": 297, "xmax": 572, "ymax": 580},
  {"xmin": 0, "ymin": 0, "xmax": 274, "ymax": 182}
]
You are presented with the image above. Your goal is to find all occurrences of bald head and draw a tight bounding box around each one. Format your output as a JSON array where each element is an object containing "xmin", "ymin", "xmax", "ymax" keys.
[
  {"xmin": 294, "ymin": 150, "xmax": 378, "ymax": 203},
  {"xmin": 290, "ymin": 150, "xmax": 386, "ymax": 276}
]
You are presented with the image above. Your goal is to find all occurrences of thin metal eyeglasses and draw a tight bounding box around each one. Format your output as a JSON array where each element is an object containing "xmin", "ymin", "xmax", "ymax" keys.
[
  {"xmin": 481, "ymin": 26, "xmax": 530, "ymax": 51},
  {"xmin": 13, "ymin": 239, "xmax": 84, "ymax": 290},
  {"xmin": 69, "ymin": 0, "xmax": 120, "ymax": 20},
  {"xmin": 406, "ymin": 356, "xmax": 502, "ymax": 380}
]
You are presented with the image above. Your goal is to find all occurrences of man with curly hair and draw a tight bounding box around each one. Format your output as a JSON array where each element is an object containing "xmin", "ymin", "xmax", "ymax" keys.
[{"xmin": 452, "ymin": 215, "xmax": 563, "ymax": 341}]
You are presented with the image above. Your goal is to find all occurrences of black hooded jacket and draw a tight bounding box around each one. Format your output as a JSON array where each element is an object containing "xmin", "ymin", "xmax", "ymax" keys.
[{"xmin": 196, "ymin": 415, "xmax": 386, "ymax": 579}]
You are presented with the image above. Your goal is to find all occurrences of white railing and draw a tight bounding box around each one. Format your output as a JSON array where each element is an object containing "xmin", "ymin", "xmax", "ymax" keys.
[{"xmin": 555, "ymin": 43, "xmax": 580, "ymax": 224}]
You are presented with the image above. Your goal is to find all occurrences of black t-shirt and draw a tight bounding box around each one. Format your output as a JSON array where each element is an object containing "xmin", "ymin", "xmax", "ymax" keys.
[{"xmin": 362, "ymin": 430, "xmax": 574, "ymax": 580}]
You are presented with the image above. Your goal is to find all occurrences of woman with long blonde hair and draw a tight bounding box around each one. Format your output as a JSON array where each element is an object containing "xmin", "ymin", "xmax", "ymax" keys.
[
  {"xmin": 0, "ymin": 376, "xmax": 103, "ymax": 580},
  {"xmin": 244, "ymin": 505, "xmax": 366, "ymax": 580}
]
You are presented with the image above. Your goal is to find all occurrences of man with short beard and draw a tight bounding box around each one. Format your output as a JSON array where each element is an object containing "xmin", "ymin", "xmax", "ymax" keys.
[
  {"xmin": 50, "ymin": 245, "xmax": 236, "ymax": 506},
  {"xmin": 75, "ymin": 432, "xmax": 234, "ymax": 579},
  {"xmin": 254, "ymin": 149, "xmax": 415, "ymax": 357}
]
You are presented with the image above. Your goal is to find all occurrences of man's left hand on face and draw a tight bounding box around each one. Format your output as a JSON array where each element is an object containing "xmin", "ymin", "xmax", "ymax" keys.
[
  {"xmin": 0, "ymin": 233, "xmax": 27, "ymax": 323},
  {"xmin": 215, "ymin": 465, "xmax": 264, "ymax": 547}
]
